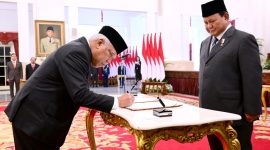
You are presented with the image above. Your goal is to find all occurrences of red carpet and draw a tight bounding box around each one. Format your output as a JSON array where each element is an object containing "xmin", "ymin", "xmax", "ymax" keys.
[{"xmin": 0, "ymin": 94, "xmax": 270, "ymax": 150}]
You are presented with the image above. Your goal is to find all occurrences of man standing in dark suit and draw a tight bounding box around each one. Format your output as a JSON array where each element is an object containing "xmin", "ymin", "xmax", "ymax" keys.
[
  {"xmin": 102, "ymin": 64, "xmax": 110, "ymax": 87},
  {"xmin": 6, "ymin": 53, "xmax": 23, "ymax": 99},
  {"xmin": 89, "ymin": 66, "xmax": 99, "ymax": 87},
  {"xmin": 26, "ymin": 57, "xmax": 40, "ymax": 80},
  {"xmin": 118, "ymin": 61, "xmax": 126, "ymax": 88},
  {"xmin": 199, "ymin": 1, "xmax": 262, "ymax": 150},
  {"xmin": 5, "ymin": 26, "xmax": 134, "ymax": 149}
]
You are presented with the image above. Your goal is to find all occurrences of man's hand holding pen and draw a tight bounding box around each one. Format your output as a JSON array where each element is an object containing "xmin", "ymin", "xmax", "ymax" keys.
[{"xmin": 118, "ymin": 93, "xmax": 134, "ymax": 107}]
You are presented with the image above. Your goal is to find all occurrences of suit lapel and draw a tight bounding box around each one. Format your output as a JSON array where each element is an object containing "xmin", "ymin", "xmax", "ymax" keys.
[
  {"xmin": 202, "ymin": 37, "xmax": 212, "ymax": 59},
  {"xmin": 206, "ymin": 26, "xmax": 235, "ymax": 64},
  {"xmin": 15, "ymin": 62, "xmax": 20, "ymax": 69},
  {"xmin": 13, "ymin": 63, "xmax": 16, "ymax": 69},
  {"xmin": 12, "ymin": 62, "xmax": 17, "ymax": 69}
]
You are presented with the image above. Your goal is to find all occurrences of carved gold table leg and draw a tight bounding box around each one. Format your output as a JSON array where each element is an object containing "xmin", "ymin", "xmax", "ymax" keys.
[
  {"xmin": 85, "ymin": 109, "xmax": 97, "ymax": 150},
  {"xmin": 261, "ymin": 86, "xmax": 268, "ymax": 121},
  {"xmin": 133, "ymin": 130, "xmax": 159, "ymax": 150},
  {"xmin": 88, "ymin": 112, "xmax": 240, "ymax": 150},
  {"xmin": 210, "ymin": 122, "xmax": 240, "ymax": 150},
  {"xmin": 133, "ymin": 121, "xmax": 240, "ymax": 150}
]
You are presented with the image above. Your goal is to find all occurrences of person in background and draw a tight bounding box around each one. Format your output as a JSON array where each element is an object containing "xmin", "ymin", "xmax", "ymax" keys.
[
  {"xmin": 102, "ymin": 64, "xmax": 110, "ymax": 87},
  {"xmin": 98, "ymin": 67, "xmax": 103, "ymax": 86},
  {"xmin": 26, "ymin": 57, "xmax": 40, "ymax": 80},
  {"xmin": 134, "ymin": 56, "xmax": 142, "ymax": 82},
  {"xmin": 90, "ymin": 66, "xmax": 99, "ymax": 87},
  {"xmin": 6, "ymin": 53, "xmax": 23, "ymax": 99},
  {"xmin": 40, "ymin": 26, "xmax": 61, "ymax": 54},
  {"xmin": 199, "ymin": 1, "xmax": 262, "ymax": 150},
  {"xmin": 118, "ymin": 61, "xmax": 126, "ymax": 88},
  {"xmin": 5, "ymin": 26, "xmax": 134, "ymax": 150}
]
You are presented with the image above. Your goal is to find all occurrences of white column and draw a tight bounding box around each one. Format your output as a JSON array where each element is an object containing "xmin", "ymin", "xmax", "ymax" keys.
[
  {"xmin": 17, "ymin": 1, "xmax": 31, "ymax": 63},
  {"xmin": 66, "ymin": 6, "xmax": 78, "ymax": 42},
  {"xmin": 146, "ymin": 12, "xmax": 157, "ymax": 34}
]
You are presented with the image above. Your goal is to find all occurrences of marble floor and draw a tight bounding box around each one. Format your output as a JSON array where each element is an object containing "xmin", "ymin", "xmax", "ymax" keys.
[{"xmin": 0, "ymin": 90, "xmax": 11, "ymax": 101}]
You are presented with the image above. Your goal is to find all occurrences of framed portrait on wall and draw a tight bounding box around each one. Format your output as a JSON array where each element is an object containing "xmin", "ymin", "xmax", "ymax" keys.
[{"xmin": 35, "ymin": 20, "xmax": 65, "ymax": 57}]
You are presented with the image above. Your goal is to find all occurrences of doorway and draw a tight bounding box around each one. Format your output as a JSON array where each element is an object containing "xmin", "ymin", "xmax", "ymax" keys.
[{"xmin": 0, "ymin": 42, "xmax": 11, "ymax": 90}]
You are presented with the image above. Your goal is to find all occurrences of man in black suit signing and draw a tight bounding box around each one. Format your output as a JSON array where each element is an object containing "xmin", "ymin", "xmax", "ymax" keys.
[
  {"xmin": 25, "ymin": 57, "xmax": 40, "ymax": 80},
  {"xmin": 5, "ymin": 26, "xmax": 134, "ymax": 150}
]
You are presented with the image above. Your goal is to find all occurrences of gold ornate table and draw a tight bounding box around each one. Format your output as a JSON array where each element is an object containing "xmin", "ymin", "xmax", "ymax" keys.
[
  {"xmin": 261, "ymin": 85, "xmax": 269, "ymax": 121},
  {"xmin": 86, "ymin": 94, "xmax": 241, "ymax": 150}
]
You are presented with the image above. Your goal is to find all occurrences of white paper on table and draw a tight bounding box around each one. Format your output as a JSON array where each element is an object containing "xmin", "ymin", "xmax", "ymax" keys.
[{"xmin": 126, "ymin": 99, "xmax": 182, "ymax": 111}]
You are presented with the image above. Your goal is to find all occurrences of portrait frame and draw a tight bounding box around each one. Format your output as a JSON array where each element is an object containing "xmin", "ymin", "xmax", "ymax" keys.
[{"xmin": 35, "ymin": 20, "xmax": 65, "ymax": 57}]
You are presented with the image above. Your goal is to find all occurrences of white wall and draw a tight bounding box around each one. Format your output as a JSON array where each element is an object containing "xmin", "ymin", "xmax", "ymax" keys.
[
  {"xmin": 159, "ymin": 0, "xmax": 270, "ymax": 70},
  {"xmin": 227, "ymin": 0, "xmax": 270, "ymax": 54},
  {"xmin": 1, "ymin": 0, "xmax": 270, "ymax": 71},
  {"xmin": 17, "ymin": 1, "xmax": 33, "ymax": 63},
  {"xmin": 33, "ymin": 0, "xmax": 65, "ymax": 21},
  {"xmin": 0, "ymin": 2, "xmax": 17, "ymax": 31},
  {"xmin": 64, "ymin": 0, "xmax": 157, "ymax": 13}
]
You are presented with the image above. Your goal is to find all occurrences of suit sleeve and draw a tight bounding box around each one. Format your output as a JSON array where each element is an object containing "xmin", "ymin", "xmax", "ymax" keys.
[
  {"xmin": 26, "ymin": 65, "xmax": 29, "ymax": 80},
  {"xmin": 19, "ymin": 62, "xmax": 23, "ymax": 79},
  {"xmin": 238, "ymin": 34, "xmax": 262, "ymax": 115},
  {"xmin": 56, "ymin": 51, "xmax": 114, "ymax": 113}
]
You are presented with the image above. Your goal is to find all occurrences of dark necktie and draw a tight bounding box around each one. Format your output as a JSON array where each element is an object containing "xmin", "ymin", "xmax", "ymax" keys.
[
  {"xmin": 49, "ymin": 38, "xmax": 51, "ymax": 43},
  {"xmin": 212, "ymin": 37, "xmax": 218, "ymax": 47},
  {"xmin": 209, "ymin": 37, "xmax": 218, "ymax": 55}
]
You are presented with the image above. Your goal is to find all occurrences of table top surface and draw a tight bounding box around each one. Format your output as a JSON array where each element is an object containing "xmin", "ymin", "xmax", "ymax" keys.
[
  {"xmin": 110, "ymin": 94, "xmax": 241, "ymax": 130},
  {"xmin": 262, "ymin": 85, "xmax": 270, "ymax": 88}
]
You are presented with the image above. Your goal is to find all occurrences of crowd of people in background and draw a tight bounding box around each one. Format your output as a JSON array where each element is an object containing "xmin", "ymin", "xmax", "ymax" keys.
[{"xmin": 6, "ymin": 53, "xmax": 142, "ymax": 99}]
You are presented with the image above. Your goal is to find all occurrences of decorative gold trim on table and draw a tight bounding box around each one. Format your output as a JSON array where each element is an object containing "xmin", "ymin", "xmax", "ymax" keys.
[
  {"xmin": 86, "ymin": 110, "xmax": 240, "ymax": 150},
  {"xmin": 85, "ymin": 109, "xmax": 97, "ymax": 150},
  {"xmin": 261, "ymin": 85, "xmax": 269, "ymax": 121}
]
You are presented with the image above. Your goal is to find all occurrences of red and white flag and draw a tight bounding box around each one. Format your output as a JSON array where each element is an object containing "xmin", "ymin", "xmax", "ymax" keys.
[{"xmin": 158, "ymin": 33, "xmax": 165, "ymax": 81}]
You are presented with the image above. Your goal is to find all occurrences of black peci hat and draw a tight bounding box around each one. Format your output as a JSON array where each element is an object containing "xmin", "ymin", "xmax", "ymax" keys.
[
  {"xmin": 201, "ymin": 0, "xmax": 227, "ymax": 17},
  {"xmin": 99, "ymin": 26, "xmax": 127, "ymax": 54},
  {"xmin": 47, "ymin": 26, "xmax": 54, "ymax": 31}
]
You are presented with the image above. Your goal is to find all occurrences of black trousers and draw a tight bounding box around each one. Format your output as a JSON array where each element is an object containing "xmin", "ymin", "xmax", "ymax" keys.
[
  {"xmin": 119, "ymin": 77, "xmax": 125, "ymax": 87},
  {"xmin": 207, "ymin": 121, "xmax": 253, "ymax": 150},
  {"xmin": 12, "ymin": 125, "xmax": 60, "ymax": 150},
  {"xmin": 103, "ymin": 76, "xmax": 109, "ymax": 87},
  {"xmin": 9, "ymin": 79, "xmax": 20, "ymax": 98}
]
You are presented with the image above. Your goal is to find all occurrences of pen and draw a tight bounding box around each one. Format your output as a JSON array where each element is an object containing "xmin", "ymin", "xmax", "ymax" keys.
[{"xmin": 157, "ymin": 97, "xmax": 165, "ymax": 108}]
